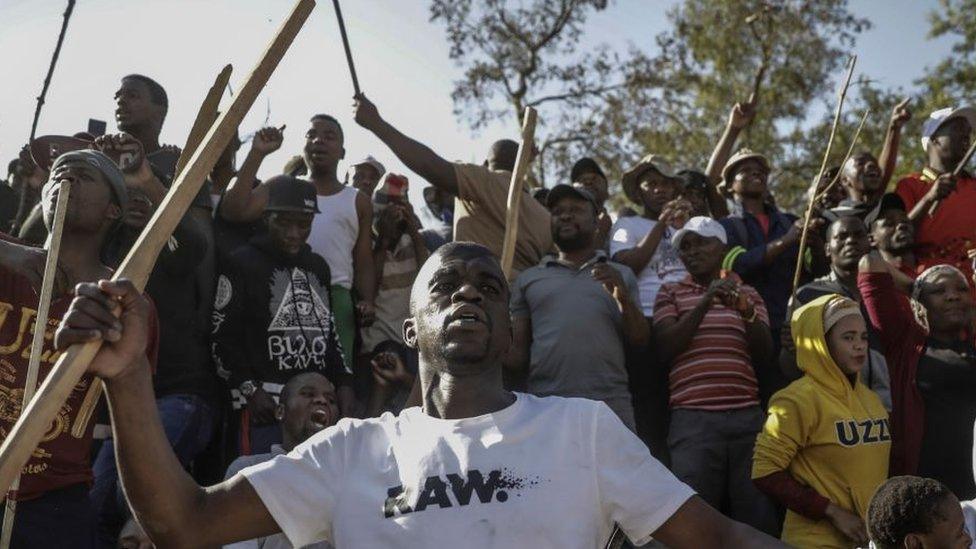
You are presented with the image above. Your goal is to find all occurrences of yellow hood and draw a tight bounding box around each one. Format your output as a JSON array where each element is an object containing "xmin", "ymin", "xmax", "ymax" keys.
[{"xmin": 791, "ymin": 294, "xmax": 857, "ymax": 397}]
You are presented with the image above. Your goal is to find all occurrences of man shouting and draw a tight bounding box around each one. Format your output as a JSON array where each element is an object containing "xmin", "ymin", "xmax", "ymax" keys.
[{"xmin": 55, "ymin": 243, "xmax": 786, "ymax": 548}]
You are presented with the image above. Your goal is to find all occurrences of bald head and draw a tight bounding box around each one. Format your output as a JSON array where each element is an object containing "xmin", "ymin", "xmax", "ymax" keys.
[
  {"xmin": 410, "ymin": 242, "xmax": 504, "ymax": 316},
  {"xmin": 488, "ymin": 139, "xmax": 519, "ymax": 172}
]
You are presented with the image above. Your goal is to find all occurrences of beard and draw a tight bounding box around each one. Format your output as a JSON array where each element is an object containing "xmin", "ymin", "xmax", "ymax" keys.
[{"xmin": 553, "ymin": 228, "xmax": 592, "ymax": 252}]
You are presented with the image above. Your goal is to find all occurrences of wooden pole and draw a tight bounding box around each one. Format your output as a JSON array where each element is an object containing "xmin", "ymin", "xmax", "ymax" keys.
[
  {"xmin": 813, "ymin": 108, "xmax": 871, "ymax": 203},
  {"xmin": 792, "ymin": 55, "xmax": 857, "ymax": 293},
  {"xmin": 0, "ymin": 182, "xmax": 71, "ymax": 548},
  {"xmin": 174, "ymin": 65, "xmax": 233, "ymax": 178},
  {"xmin": 499, "ymin": 107, "xmax": 539, "ymax": 280},
  {"xmin": 0, "ymin": 0, "xmax": 317, "ymax": 495},
  {"xmin": 331, "ymin": 0, "xmax": 361, "ymax": 95},
  {"xmin": 927, "ymin": 136, "xmax": 976, "ymax": 216},
  {"xmin": 29, "ymin": 0, "xmax": 76, "ymax": 142}
]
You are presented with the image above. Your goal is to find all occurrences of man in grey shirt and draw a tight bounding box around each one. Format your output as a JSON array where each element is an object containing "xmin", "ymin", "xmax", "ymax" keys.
[{"xmin": 508, "ymin": 184, "xmax": 650, "ymax": 429}]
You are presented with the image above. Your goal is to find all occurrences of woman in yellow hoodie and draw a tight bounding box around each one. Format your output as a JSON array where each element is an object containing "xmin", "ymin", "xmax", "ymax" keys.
[{"xmin": 752, "ymin": 294, "xmax": 891, "ymax": 548}]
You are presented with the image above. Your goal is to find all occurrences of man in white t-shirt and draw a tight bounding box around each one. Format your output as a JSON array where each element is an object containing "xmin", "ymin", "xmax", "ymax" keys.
[
  {"xmin": 57, "ymin": 243, "xmax": 787, "ymax": 548},
  {"xmin": 610, "ymin": 154, "xmax": 693, "ymax": 316}
]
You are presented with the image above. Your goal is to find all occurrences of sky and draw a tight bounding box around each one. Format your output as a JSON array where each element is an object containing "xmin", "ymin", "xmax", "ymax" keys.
[{"xmin": 0, "ymin": 0, "xmax": 957, "ymax": 208}]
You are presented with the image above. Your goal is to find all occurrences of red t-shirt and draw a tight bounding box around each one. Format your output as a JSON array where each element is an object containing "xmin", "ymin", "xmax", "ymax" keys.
[
  {"xmin": 895, "ymin": 170, "xmax": 976, "ymax": 278},
  {"xmin": 754, "ymin": 212, "xmax": 771, "ymax": 237},
  {"xmin": 0, "ymin": 256, "xmax": 158, "ymax": 501}
]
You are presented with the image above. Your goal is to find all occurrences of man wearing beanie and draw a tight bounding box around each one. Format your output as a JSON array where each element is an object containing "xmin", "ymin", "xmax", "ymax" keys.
[{"xmin": 0, "ymin": 149, "xmax": 160, "ymax": 548}]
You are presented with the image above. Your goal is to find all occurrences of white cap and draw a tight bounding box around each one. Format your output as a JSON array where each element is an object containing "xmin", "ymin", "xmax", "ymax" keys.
[
  {"xmin": 349, "ymin": 155, "xmax": 386, "ymax": 177},
  {"xmin": 921, "ymin": 107, "xmax": 976, "ymax": 152},
  {"xmin": 671, "ymin": 216, "xmax": 728, "ymax": 248}
]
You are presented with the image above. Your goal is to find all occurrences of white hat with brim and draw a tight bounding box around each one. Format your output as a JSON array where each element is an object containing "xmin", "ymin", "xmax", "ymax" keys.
[
  {"xmin": 671, "ymin": 216, "xmax": 728, "ymax": 249},
  {"xmin": 921, "ymin": 106, "xmax": 976, "ymax": 152},
  {"xmin": 622, "ymin": 154, "xmax": 676, "ymax": 205}
]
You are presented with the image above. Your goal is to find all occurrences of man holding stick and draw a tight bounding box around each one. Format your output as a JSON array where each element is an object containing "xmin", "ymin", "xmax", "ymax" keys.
[
  {"xmin": 895, "ymin": 106, "xmax": 976, "ymax": 278},
  {"xmin": 352, "ymin": 94, "xmax": 552, "ymax": 279},
  {"xmin": 56, "ymin": 242, "xmax": 786, "ymax": 547},
  {"xmin": 0, "ymin": 150, "xmax": 158, "ymax": 548}
]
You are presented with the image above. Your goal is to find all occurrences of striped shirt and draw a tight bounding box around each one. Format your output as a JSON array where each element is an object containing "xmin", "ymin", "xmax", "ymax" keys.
[{"xmin": 652, "ymin": 276, "xmax": 767, "ymax": 411}]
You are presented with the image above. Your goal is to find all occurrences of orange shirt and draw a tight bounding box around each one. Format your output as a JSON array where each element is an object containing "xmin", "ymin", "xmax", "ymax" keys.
[{"xmin": 895, "ymin": 170, "xmax": 976, "ymax": 278}]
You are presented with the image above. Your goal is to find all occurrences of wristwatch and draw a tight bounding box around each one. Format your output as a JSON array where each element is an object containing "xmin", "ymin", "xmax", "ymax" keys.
[{"xmin": 239, "ymin": 380, "xmax": 259, "ymax": 397}]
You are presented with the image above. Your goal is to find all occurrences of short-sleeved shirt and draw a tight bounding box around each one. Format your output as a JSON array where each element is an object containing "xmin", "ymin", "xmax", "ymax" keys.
[
  {"xmin": 453, "ymin": 164, "xmax": 552, "ymax": 278},
  {"xmin": 0, "ymin": 254, "xmax": 159, "ymax": 500},
  {"xmin": 609, "ymin": 216, "xmax": 686, "ymax": 316},
  {"xmin": 895, "ymin": 170, "xmax": 976, "ymax": 278},
  {"xmin": 652, "ymin": 276, "xmax": 767, "ymax": 410},
  {"xmin": 241, "ymin": 394, "xmax": 695, "ymax": 548},
  {"xmin": 510, "ymin": 252, "xmax": 640, "ymax": 429},
  {"xmin": 361, "ymin": 235, "xmax": 419, "ymax": 353}
]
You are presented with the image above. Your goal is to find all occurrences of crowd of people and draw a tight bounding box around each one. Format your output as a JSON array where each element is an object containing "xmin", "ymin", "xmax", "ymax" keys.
[{"xmin": 1, "ymin": 65, "xmax": 976, "ymax": 549}]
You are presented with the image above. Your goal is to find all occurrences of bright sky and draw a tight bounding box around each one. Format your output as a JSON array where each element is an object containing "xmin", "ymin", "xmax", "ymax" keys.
[{"xmin": 0, "ymin": 0, "xmax": 956, "ymax": 207}]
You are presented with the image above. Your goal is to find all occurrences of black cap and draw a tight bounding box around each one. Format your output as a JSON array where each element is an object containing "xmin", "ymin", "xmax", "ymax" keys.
[
  {"xmin": 265, "ymin": 176, "xmax": 320, "ymax": 214},
  {"xmin": 570, "ymin": 157, "xmax": 606, "ymax": 183},
  {"xmin": 877, "ymin": 192, "xmax": 906, "ymax": 213},
  {"xmin": 546, "ymin": 183, "xmax": 599, "ymax": 211}
]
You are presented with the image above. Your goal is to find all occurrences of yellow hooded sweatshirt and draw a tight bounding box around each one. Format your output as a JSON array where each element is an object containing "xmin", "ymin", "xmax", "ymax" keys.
[{"xmin": 752, "ymin": 294, "xmax": 890, "ymax": 548}]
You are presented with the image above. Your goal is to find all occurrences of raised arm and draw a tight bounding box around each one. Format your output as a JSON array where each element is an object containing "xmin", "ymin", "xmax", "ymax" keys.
[
  {"xmin": 879, "ymin": 98, "xmax": 911, "ymax": 186},
  {"xmin": 704, "ymin": 101, "xmax": 756, "ymax": 218},
  {"xmin": 56, "ymin": 280, "xmax": 279, "ymax": 547},
  {"xmin": 353, "ymin": 94, "xmax": 458, "ymax": 194},
  {"xmin": 857, "ymin": 251, "xmax": 918, "ymax": 355},
  {"xmin": 219, "ymin": 127, "xmax": 284, "ymax": 223}
]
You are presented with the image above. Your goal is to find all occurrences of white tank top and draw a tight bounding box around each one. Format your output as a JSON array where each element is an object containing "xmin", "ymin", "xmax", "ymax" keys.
[{"xmin": 307, "ymin": 186, "xmax": 360, "ymax": 289}]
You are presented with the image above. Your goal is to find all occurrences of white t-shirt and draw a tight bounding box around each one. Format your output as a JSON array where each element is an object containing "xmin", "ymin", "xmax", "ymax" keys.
[
  {"xmin": 609, "ymin": 216, "xmax": 687, "ymax": 316},
  {"xmin": 241, "ymin": 393, "xmax": 694, "ymax": 548}
]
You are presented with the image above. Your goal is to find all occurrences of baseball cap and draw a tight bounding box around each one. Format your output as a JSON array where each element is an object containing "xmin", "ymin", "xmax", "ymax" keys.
[
  {"xmin": 350, "ymin": 155, "xmax": 386, "ymax": 177},
  {"xmin": 622, "ymin": 154, "xmax": 676, "ymax": 205},
  {"xmin": 47, "ymin": 150, "xmax": 128, "ymax": 212},
  {"xmin": 545, "ymin": 183, "xmax": 599, "ymax": 211},
  {"xmin": 373, "ymin": 173, "xmax": 409, "ymax": 207},
  {"xmin": 671, "ymin": 216, "xmax": 728, "ymax": 248},
  {"xmin": 265, "ymin": 176, "xmax": 320, "ymax": 214},
  {"xmin": 570, "ymin": 157, "xmax": 606, "ymax": 183},
  {"xmin": 921, "ymin": 106, "xmax": 976, "ymax": 152}
]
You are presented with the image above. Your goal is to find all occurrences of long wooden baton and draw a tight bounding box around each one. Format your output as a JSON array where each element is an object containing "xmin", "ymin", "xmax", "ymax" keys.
[
  {"xmin": 0, "ymin": 182, "xmax": 71, "ymax": 548},
  {"xmin": 174, "ymin": 64, "xmax": 234, "ymax": 178},
  {"xmin": 499, "ymin": 107, "xmax": 538, "ymax": 280},
  {"xmin": 331, "ymin": 0, "xmax": 360, "ymax": 95},
  {"xmin": 792, "ymin": 55, "xmax": 856, "ymax": 293},
  {"xmin": 927, "ymin": 137, "xmax": 976, "ymax": 216},
  {"xmin": 0, "ymin": 0, "xmax": 317, "ymax": 495},
  {"xmin": 29, "ymin": 0, "xmax": 76, "ymax": 142}
]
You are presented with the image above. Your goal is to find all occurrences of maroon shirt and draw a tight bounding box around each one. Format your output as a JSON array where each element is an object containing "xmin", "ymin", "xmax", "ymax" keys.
[{"xmin": 0, "ymin": 250, "xmax": 158, "ymax": 500}]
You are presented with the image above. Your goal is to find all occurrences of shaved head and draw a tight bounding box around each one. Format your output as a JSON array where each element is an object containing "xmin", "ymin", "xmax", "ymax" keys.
[{"xmin": 488, "ymin": 139, "xmax": 519, "ymax": 172}]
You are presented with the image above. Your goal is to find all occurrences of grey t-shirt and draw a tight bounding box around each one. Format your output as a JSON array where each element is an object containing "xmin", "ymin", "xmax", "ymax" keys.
[{"xmin": 510, "ymin": 252, "xmax": 640, "ymax": 429}]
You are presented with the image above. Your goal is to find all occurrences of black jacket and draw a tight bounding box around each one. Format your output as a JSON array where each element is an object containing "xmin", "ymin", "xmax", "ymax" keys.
[{"xmin": 212, "ymin": 235, "xmax": 348, "ymax": 397}]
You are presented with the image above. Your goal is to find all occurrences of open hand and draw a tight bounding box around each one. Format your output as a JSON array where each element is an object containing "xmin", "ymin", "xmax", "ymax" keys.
[{"xmin": 729, "ymin": 100, "xmax": 757, "ymax": 130}]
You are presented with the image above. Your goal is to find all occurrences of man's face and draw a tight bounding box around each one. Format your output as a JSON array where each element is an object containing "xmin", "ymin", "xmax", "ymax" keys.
[
  {"xmin": 842, "ymin": 153, "xmax": 883, "ymax": 195},
  {"xmin": 637, "ymin": 169, "xmax": 678, "ymax": 215},
  {"xmin": 303, "ymin": 118, "xmax": 345, "ymax": 172},
  {"xmin": 679, "ymin": 187, "xmax": 709, "ymax": 217},
  {"xmin": 677, "ymin": 232, "xmax": 724, "ymax": 278},
  {"xmin": 279, "ymin": 373, "xmax": 339, "ymax": 445},
  {"xmin": 266, "ymin": 211, "xmax": 313, "ymax": 255},
  {"xmin": 123, "ymin": 188, "xmax": 154, "ymax": 229},
  {"xmin": 730, "ymin": 159, "xmax": 769, "ymax": 198},
  {"xmin": 405, "ymin": 249, "xmax": 510, "ymax": 375},
  {"xmin": 913, "ymin": 495, "xmax": 972, "ymax": 549},
  {"xmin": 114, "ymin": 78, "xmax": 161, "ymax": 133},
  {"xmin": 43, "ymin": 161, "xmax": 119, "ymax": 233},
  {"xmin": 871, "ymin": 209, "xmax": 914, "ymax": 254},
  {"xmin": 550, "ymin": 195, "xmax": 596, "ymax": 252},
  {"xmin": 350, "ymin": 164, "xmax": 381, "ymax": 197},
  {"xmin": 931, "ymin": 117, "xmax": 973, "ymax": 166},
  {"xmin": 574, "ymin": 172, "xmax": 608, "ymax": 205},
  {"xmin": 826, "ymin": 217, "xmax": 870, "ymax": 271}
]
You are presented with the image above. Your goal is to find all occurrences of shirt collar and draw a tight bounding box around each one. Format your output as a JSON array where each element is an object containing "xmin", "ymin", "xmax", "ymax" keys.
[{"xmin": 542, "ymin": 250, "xmax": 609, "ymax": 271}]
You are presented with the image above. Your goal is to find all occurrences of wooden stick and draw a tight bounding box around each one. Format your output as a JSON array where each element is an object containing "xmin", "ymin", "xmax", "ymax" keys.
[
  {"xmin": 29, "ymin": 0, "xmax": 76, "ymax": 142},
  {"xmin": 331, "ymin": 0, "xmax": 360, "ymax": 95},
  {"xmin": 0, "ymin": 0, "xmax": 316, "ymax": 496},
  {"xmin": 792, "ymin": 55, "xmax": 857, "ymax": 293},
  {"xmin": 499, "ymin": 107, "xmax": 539, "ymax": 279},
  {"xmin": 174, "ymin": 64, "xmax": 233, "ymax": 178},
  {"xmin": 927, "ymin": 136, "xmax": 976, "ymax": 216},
  {"xmin": 0, "ymin": 182, "xmax": 71, "ymax": 548},
  {"xmin": 813, "ymin": 108, "xmax": 871, "ymax": 202}
]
